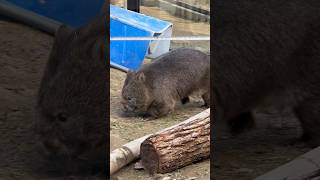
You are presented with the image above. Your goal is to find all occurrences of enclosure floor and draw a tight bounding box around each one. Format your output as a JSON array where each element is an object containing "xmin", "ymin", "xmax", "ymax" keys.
[{"xmin": 214, "ymin": 108, "xmax": 312, "ymax": 179}]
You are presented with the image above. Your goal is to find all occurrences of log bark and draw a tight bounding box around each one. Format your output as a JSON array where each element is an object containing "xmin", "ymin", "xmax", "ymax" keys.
[
  {"xmin": 140, "ymin": 109, "xmax": 210, "ymax": 174},
  {"xmin": 110, "ymin": 108, "xmax": 210, "ymax": 175}
]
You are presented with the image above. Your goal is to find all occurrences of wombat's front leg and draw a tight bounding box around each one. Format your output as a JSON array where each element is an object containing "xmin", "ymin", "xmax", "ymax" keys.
[
  {"xmin": 295, "ymin": 97, "xmax": 320, "ymax": 147},
  {"xmin": 148, "ymin": 100, "xmax": 176, "ymax": 118}
]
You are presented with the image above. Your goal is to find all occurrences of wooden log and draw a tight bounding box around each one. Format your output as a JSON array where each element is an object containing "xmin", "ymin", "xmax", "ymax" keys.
[
  {"xmin": 110, "ymin": 108, "xmax": 210, "ymax": 175},
  {"xmin": 110, "ymin": 135, "xmax": 150, "ymax": 175},
  {"xmin": 140, "ymin": 109, "xmax": 210, "ymax": 174}
]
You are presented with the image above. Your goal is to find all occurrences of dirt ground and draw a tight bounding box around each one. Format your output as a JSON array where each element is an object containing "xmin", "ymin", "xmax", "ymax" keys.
[
  {"xmin": 214, "ymin": 108, "xmax": 312, "ymax": 179},
  {"xmin": 0, "ymin": 20, "xmax": 53, "ymax": 179},
  {"xmin": 0, "ymin": 20, "xmax": 56, "ymax": 179}
]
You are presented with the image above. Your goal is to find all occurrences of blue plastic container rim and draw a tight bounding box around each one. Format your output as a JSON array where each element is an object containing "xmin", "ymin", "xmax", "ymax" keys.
[
  {"xmin": 110, "ymin": 4, "xmax": 172, "ymax": 35},
  {"xmin": 6, "ymin": 0, "xmax": 105, "ymax": 27}
]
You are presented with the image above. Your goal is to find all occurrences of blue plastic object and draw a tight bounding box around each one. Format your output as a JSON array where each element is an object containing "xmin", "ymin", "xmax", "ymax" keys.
[
  {"xmin": 7, "ymin": 0, "xmax": 105, "ymax": 27},
  {"xmin": 110, "ymin": 5, "xmax": 172, "ymax": 71}
]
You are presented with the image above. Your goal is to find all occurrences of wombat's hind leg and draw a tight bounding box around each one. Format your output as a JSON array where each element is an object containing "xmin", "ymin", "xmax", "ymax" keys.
[
  {"xmin": 181, "ymin": 97, "xmax": 190, "ymax": 104},
  {"xmin": 202, "ymin": 92, "xmax": 210, "ymax": 107},
  {"xmin": 294, "ymin": 97, "xmax": 320, "ymax": 147}
]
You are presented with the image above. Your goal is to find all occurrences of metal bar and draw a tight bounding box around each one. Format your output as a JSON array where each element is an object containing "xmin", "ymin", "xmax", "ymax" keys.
[
  {"xmin": 110, "ymin": 61, "xmax": 129, "ymax": 72},
  {"xmin": 110, "ymin": 36, "xmax": 210, "ymax": 41}
]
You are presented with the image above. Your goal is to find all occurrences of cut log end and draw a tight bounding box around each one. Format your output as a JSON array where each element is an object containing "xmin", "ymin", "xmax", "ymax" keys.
[{"xmin": 140, "ymin": 139, "xmax": 160, "ymax": 174}]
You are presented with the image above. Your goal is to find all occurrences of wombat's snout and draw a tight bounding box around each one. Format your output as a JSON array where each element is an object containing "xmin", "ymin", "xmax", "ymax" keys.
[
  {"xmin": 120, "ymin": 100, "xmax": 135, "ymax": 112},
  {"xmin": 120, "ymin": 100, "xmax": 128, "ymax": 110}
]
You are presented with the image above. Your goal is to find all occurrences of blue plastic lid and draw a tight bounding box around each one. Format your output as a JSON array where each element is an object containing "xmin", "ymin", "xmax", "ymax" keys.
[
  {"xmin": 8, "ymin": 0, "xmax": 105, "ymax": 27},
  {"xmin": 110, "ymin": 4, "xmax": 172, "ymax": 34}
]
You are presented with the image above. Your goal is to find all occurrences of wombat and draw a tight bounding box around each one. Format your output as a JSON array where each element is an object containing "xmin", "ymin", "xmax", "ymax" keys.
[
  {"xmin": 212, "ymin": 0, "xmax": 320, "ymax": 146},
  {"xmin": 36, "ymin": 5, "xmax": 108, "ymax": 175},
  {"xmin": 121, "ymin": 48, "xmax": 210, "ymax": 118}
]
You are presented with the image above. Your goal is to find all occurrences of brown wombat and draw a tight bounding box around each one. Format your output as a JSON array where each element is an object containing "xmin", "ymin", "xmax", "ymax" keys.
[
  {"xmin": 36, "ymin": 5, "xmax": 108, "ymax": 175},
  {"xmin": 121, "ymin": 48, "xmax": 210, "ymax": 118},
  {"xmin": 213, "ymin": 0, "xmax": 320, "ymax": 147}
]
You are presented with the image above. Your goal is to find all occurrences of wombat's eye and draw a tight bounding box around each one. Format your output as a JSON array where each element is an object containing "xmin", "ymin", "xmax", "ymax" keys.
[
  {"xmin": 57, "ymin": 113, "xmax": 68, "ymax": 122},
  {"xmin": 127, "ymin": 97, "xmax": 132, "ymax": 101}
]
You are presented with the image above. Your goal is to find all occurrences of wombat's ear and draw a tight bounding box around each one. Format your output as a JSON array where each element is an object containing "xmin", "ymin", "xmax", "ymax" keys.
[
  {"xmin": 38, "ymin": 25, "xmax": 74, "ymax": 104},
  {"xmin": 135, "ymin": 71, "xmax": 146, "ymax": 82},
  {"xmin": 76, "ymin": 12, "xmax": 107, "ymax": 63},
  {"xmin": 42, "ymin": 25, "xmax": 73, "ymax": 79},
  {"xmin": 127, "ymin": 70, "xmax": 135, "ymax": 77}
]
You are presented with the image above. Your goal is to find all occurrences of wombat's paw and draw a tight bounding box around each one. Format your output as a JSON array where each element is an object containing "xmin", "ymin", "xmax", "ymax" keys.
[
  {"xmin": 148, "ymin": 106, "xmax": 163, "ymax": 119},
  {"xmin": 151, "ymin": 108, "xmax": 175, "ymax": 119},
  {"xmin": 148, "ymin": 110, "xmax": 161, "ymax": 119},
  {"xmin": 138, "ymin": 113, "xmax": 156, "ymax": 121},
  {"xmin": 142, "ymin": 116, "xmax": 158, "ymax": 121},
  {"xmin": 119, "ymin": 111, "xmax": 137, "ymax": 118}
]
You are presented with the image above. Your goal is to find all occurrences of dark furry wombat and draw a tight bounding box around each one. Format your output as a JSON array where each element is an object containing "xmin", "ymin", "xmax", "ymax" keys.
[
  {"xmin": 36, "ymin": 6, "xmax": 108, "ymax": 175},
  {"xmin": 213, "ymin": 0, "xmax": 320, "ymax": 146},
  {"xmin": 121, "ymin": 48, "xmax": 210, "ymax": 118}
]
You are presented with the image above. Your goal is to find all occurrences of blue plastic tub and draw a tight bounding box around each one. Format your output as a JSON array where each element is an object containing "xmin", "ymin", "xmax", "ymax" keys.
[
  {"xmin": 1, "ymin": 1, "xmax": 172, "ymax": 71},
  {"xmin": 6, "ymin": 0, "xmax": 105, "ymax": 27},
  {"xmin": 110, "ymin": 5, "xmax": 172, "ymax": 71}
]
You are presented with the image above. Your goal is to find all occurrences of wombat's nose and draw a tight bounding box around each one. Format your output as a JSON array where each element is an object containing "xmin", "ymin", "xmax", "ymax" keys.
[
  {"xmin": 120, "ymin": 101, "xmax": 128, "ymax": 111},
  {"xmin": 123, "ymin": 105, "xmax": 129, "ymax": 112}
]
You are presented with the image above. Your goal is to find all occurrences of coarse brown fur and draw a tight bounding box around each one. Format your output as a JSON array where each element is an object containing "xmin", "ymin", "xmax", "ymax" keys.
[
  {"xmin": 212, "ymin": 0, "xmax": 320, "ymax": 147},
  {"xmin": 36, "ymin": 4, "xmax": 108, "ymax": 176},
  {"xmin": 121, "ymin": 48, "xmax": 210, "ymax": 118}
]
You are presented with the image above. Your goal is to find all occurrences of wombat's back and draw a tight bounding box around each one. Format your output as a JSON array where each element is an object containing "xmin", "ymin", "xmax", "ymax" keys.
[
  {"xmin": 145, "ymin": 48, "xmax": 209, "ymax": 69},
  {"xmin": 141, "ymin": 48, "xmax": 210, "ymax": 91}
]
